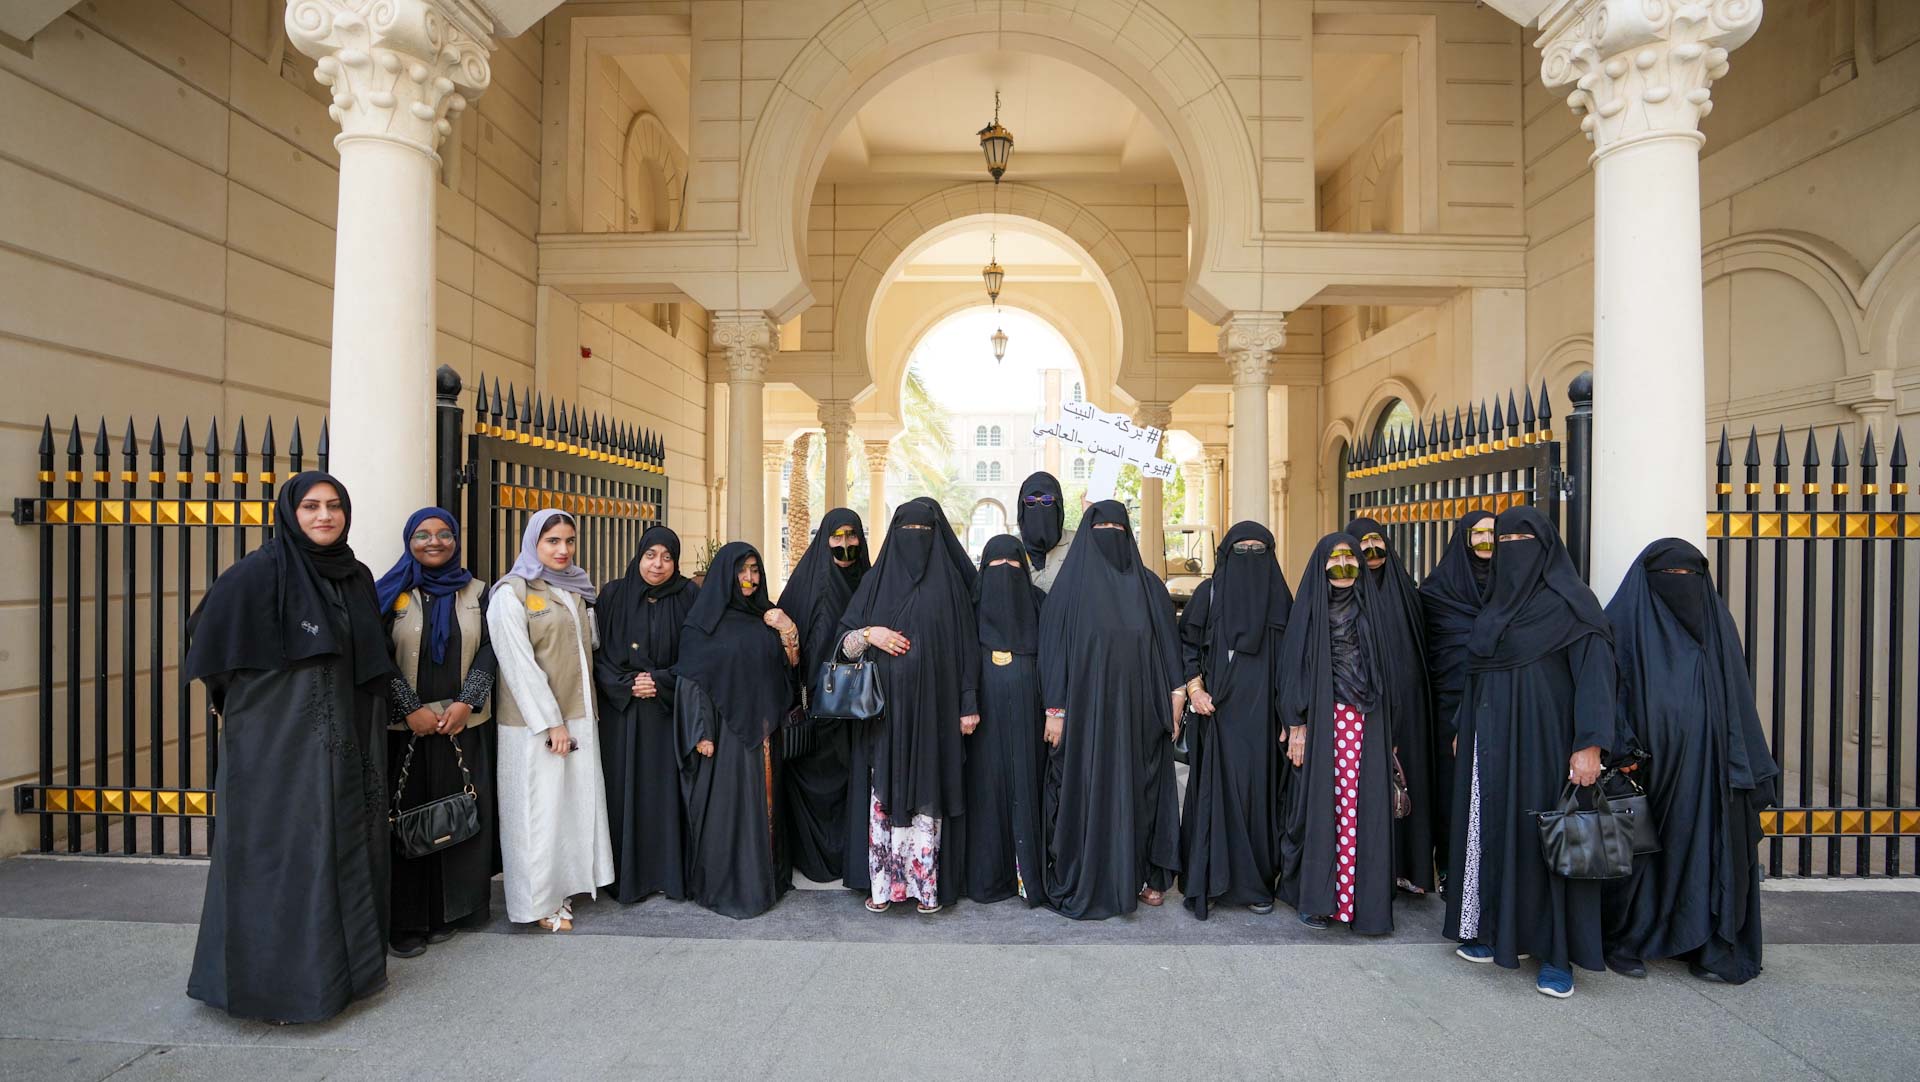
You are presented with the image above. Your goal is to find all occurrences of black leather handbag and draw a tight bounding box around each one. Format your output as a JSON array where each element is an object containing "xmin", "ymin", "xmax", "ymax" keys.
[
  {"xmin": 1600, "ymin": 768, "xmax": 1661, "ymax": 855},
  {"xmin": 1535, "ymin": 782, "xmax": 1635, "ymax": 880},
  {"xmin": 389, "ymin": 733, "xmax": 481, "ymax": 860},
  {"xmin": 810, "ymin": 658, "xmax": 885, "ymax": 722},
  {"xmin": 1172, "ymin": 707, "xmax": 1194, "ymax": 765}
]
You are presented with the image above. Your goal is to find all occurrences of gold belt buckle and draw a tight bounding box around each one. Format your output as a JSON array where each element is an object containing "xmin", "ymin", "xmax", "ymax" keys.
[{"xmin": 991, "ymin": 650, "xmax": 1013, "ymax": 666}]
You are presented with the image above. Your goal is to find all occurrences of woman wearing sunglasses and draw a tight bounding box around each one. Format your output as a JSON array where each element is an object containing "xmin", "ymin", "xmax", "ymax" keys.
[{"xmin": 1016, "ymin": 471, "xmax": 1076, "ymax": 595}]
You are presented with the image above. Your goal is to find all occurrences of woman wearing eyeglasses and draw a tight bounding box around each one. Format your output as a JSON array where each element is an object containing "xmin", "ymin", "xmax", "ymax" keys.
[
  {"xmin": 375, "ymin": 508, "xmax": 499, "ymax": 957},
  {"xmin": 1016, "ymin": 471, "xmax": 1076, "ymax": 595}
]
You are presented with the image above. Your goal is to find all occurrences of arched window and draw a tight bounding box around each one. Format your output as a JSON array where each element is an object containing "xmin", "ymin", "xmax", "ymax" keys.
[
  {"xmin": 1070, "ymin": 382, "xmax": 1084, "ymax": 403},
  {"xmin": 989, "ymin": 462, "xmax": 1002, "ymax": 481},
  {"xmin": 989, "ymin": 425, "xmax": 1002, "ymax": 447},
  {"xmin": 974, "ymin": 425, "xmax": 988, "ymax": 447},
  {"xmin": 1371, "ymin": 398, "xmax": 1415, "ymax": 451},
  {"xmin": 974, "ymin": 461, "xmax": 988, "ymax": 482}
]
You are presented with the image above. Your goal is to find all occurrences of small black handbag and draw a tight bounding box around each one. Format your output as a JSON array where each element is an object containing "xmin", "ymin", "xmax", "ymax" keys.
[
  {"xmin": 389, "ymin": 733, "xmax": 481, "ymax": 860},
  {"xmin": 810, "ymin": 658, "xmax": 886, "ymax": 722},
  {"xmin": 1534, "ymin": 782, "xmax": 1635, "ymax": 880},
  {"xmin": 1172, "ymin": 707, "xmax": 1194, "ymax": 765},
  {"xmin": 1601, "ymin": 768, "xmax": 1661, "ymax": 855}
]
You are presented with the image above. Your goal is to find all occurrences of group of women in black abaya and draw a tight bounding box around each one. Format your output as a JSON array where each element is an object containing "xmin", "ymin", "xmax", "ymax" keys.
[{"xmin": 184, "ymin": 468, "xmax": 1774, "ymax": 1023}]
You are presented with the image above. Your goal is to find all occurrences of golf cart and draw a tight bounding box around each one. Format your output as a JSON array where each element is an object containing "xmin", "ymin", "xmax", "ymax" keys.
[{"xmin": 1162, "ymin": 524, "xmax": 1216, "ymax": 617}]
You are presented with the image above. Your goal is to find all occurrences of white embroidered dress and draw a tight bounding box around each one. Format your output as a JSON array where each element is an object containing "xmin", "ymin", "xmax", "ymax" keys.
[{"xmin": 489, "ymin": 584, "xmax": 615, "ymax": 922}]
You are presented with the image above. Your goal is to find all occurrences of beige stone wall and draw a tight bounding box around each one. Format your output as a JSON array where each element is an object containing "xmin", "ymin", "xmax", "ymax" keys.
[{"xmin": 1521, "ymin": 0, "xmax": 1920, "ymax": 439}]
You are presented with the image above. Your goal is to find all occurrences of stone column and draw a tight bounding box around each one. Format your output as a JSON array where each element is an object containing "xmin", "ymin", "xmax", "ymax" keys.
[
  {"xmin": 1219, "ymin": 315, "xmax": 1287, "ymax": 529},
  {"xmin": 761, "ymin": 441, "xmax": 786, "ymax": 588},
  {"xmin": 1202, "ymin": 445, "xmax": 1227, "ymax": 538},
  {"xmin": 288, "ymin": 0, "xmax": 491, "ymax": 567},
  {"xmin": 818, "ymin": 399, "xmax": 854, "ymax": 512},
  {"xmin": 863, "ymin": 440, "xmax": 891, "ymax": 548},
  {"xmin": 1539, "ymin": 0, "xmax": 1762, "ymax": 595},
  {"xmin": 1135, "ymin": 402, "xmax": 1173, "ymax": 575},
  {"xmin": 786, "ymin": 433, "xmax": 812, "ymax": 574},
  {"xmin": 1181, "ymin": 459, "xmax": 1204, "ymax": 524},
  {"xmin": 716, "ymin": 312, "xmax": 777, "ymax": 549}
]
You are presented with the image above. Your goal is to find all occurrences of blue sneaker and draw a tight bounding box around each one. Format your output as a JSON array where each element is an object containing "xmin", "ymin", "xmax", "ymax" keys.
[
  {"xmin": 1455, "ymin": 942, "xmax": 1495, "ymax": 963},
  {"xmin": 1537, "ymin": 964, "xmax": 1575, "ymax": 998}
]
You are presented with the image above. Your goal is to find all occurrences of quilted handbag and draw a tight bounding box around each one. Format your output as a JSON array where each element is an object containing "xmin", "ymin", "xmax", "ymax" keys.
[
  {"xmin": 1534, "ymin": 782, "xmax": 1635, "ymax": 880},
  {"xmin": 389, "ymin": 733, "xmax": 481, "ymax": 861}
]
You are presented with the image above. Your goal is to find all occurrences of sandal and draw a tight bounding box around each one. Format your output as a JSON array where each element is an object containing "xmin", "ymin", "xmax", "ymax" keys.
[
  {"xmin": 538, "ymin": 910, "xmax": 573, "ymax": 932},
  {"xmin": 864, "ymin": 898, "xmax": 891, "ymax": 913},
  {"xmin": 1395, "ymin": 877, "xmax": 1427, "ymax": 896},
  {"xmin": 915, "ymin": 902, "xmax": 943, "ymax": 915},
  {"xmin": 1139, "ymin": 887, "xmax": 1165, "ymax": 907}
]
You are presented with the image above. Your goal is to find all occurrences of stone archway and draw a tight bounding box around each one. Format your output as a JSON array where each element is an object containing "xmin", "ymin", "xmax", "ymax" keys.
[{"xmin": 735, "ymin": 2, "xmax": 1261, "ymax": 321}]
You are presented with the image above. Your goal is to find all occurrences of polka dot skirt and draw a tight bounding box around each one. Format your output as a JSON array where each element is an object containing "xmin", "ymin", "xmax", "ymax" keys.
[{"xmin": 1332, "ymin": 703, "xmax": 1366, "ymax": 924}]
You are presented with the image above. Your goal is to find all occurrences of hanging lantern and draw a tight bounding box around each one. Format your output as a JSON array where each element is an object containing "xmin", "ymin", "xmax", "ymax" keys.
[
  {"xmin": 977, "ymin": 90, "xmax": 1014, "ymax": 183},
  {"xmin": 990, "ymin": 325, "xmax": 1009, "ymax": 363},
  {"xmin": 981, "ymin": 234, "xmax": 1004, "ymax": 305}
]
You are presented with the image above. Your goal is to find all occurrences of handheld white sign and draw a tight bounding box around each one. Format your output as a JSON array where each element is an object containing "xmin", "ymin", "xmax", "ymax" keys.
[{"xmin": 1032, "ymin": 401, "xmax": 1176, "ymax": 502}]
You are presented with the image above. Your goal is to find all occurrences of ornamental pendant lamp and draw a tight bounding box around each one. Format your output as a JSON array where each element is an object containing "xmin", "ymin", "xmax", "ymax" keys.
[
  {"xmin": 990, "ymin": 325, "xmax": 1009, "ymax": 363},
  {"xmin": 978, "ymin": 90, "xmax": 1014, "ymax": 182},
  {"xmin": 982, "ymin": 233, "xmax": 1004, "ymax": 306}
]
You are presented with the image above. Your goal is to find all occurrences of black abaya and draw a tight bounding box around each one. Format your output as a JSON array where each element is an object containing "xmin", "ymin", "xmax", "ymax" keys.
[
  {"xmin": 186, "ymin": 473, "xmax": 394, "ymax": 1023},
  {"xmin": 777, "ymin": 509, "xmax": 870, "ymax": 881},
  {"xmin": 1603, "ymin": 539, "xmax": 1776, "ymax": 983},
  {"xmin": 1177, "ymin": 522, "xmax": 1293, "ymax": 920},
  {"xmin": 672, "ymin": 543, "xmax": 795, "ymax": 919},
  {"xmin": 1443, "ymin": 507, "xmax": 1616, "ymax": 971},
  {"xmin": 594, "ymin": 526, "xmax": 700, "ymax": 904},
  {"xmin": 1276, "ymin": 533, "xmax": 1397, "ymax": 934},
  {"xmin": 961, "ymin": 535, "xmax": 1048, "ymax": 904},
  {"xmin": 1038, "ymin": 501, "xmax": 1183, "ymax": 920},
  {"xmin": 837, "ymin": 502, "xmax": 979, "ymax": 904},
  {"xmin": 1348, "ymin": 517, "xmax": 1436, "ymax": 892},
  {"xmin": 1418, "ymin": 511, "xmax": 1494, "ymax": 880}
]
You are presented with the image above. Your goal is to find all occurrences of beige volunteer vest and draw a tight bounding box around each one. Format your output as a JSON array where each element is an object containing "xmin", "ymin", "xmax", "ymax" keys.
[
  {"xmin": 387, "ymin": 577, "xmax": 493, "ymax": 729},
  {"xmin": 492, "ymin": 576, "xmax": 591, "ymax": 728}
]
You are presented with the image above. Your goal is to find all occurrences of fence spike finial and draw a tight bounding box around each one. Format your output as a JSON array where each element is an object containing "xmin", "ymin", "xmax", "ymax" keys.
[
  {"xmin": 39, "ymin": 416, "xmax": 53, "ymax": 455},
  {"xmin": 1744, "ymin": 425, "xmax": 1760, "ymax": 467},
  {"xmin": 204, "ymin": 416, "xmax": 221, "ymax": 459},
  {"xmin": 67, "ymin": 416, "xmax": 83, "ymax": 456},
  {"xmin": 1537, "ymin": 381, "xmax": 1554, "ymax": 423},
  {"xmin": 287, "ymin": 417, "xmax": 303, "ymax": 460},
  {"xmin": 1773, "ymin": 426, "xmax": 1790, "ymax": 467},
  {"xmin": 122, "ymin": 417, "xmax": 137, "ymax": 457},
  {"xmin": 1892, "ymin": 428, "xmax": 1908, "ymax": 469},
  {"xmin": 1507, "ymin": 389, "xmax": 1521, "ymax": 432},
  {"xmin": 177, "ymin": 418, "xmax": 194, "ymax": 458},
  {"xmin": 149, "ymin": 418, "xmax": 166, "ymax": 460},
  {"xmin": 1830, "ymin": 426, "xmax": 1849, "ymax": 468},
  {"xmin": 233, "ymin": 417, "xmax": 248, "ymax": 460},
  {"xmin": 1802, "ymin": 427, "xmax": 1820, "ymax": 468},
  {"xmin": 260, "ymin": 417, "xmax": 275, "ymax": 462},
  {"xmin": 1716, "ymin": 427, "xmax": 1731, "ymax": 467},
  {"xmin": 1491, "ymin": 397, "xmax": 1505, "ymax": 441},
  {"xmin": 1860, "ymin": 427, "xmax": 1877, "ymax": 467},
  {"xmin": 93, "ymin": 418, "xmax": 109, "ymax": 458},
  {"xmin": 491, "ymin": 377, "xmax": 504, "ymax": 418},
  {"xmin": 317, "ymin": 417, "xmax": 330, "ymax": 457}
]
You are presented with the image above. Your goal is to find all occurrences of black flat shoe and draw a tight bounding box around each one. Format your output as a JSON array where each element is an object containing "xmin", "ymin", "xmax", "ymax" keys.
[
  {"xmin": 1297, "ymin": 912, "xmax": 1329, "ymax": 930},
  {"xmin": 426, "ymin": 926, "xmax": 457, "ymax": 945},
  {"xmin": 388, "ymin": 936, "xmax": 426, "ymax": 958},
  {"xmin": 1248, "ymin": 901, "xmax": 1275, "ymax": 915},
  {"xmin": 1689, "ymin": 963, "xmax": 1727, "ymax": 984},
  {"xmin": 1606, "ymin": 954, "xmax": 1647, "ymax": 979}
]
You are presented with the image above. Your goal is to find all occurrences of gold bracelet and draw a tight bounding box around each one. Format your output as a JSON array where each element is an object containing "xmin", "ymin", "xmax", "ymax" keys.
[{"xmin": 1184, "ymin": 678, "xmax": 1203, "ymax": 697}]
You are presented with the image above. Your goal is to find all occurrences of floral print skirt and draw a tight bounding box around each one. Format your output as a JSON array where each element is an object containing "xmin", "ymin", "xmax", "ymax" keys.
[{"xmin": 868, "ymin": 788, "xmax": 940, "ymax": 906}]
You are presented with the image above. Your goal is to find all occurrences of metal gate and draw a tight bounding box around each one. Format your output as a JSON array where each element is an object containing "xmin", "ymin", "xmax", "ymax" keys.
[{"xmin": 10, "ymin": 366, "xmax": 667, "ymax": 856}]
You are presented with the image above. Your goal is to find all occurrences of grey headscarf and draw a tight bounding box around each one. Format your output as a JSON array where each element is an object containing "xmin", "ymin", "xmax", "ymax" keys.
[{"xmin": 490, "ymin": 508, "xmax": 598, "ymax": 602}]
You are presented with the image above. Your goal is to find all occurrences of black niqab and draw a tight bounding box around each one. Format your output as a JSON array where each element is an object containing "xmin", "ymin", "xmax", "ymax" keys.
[
  {"xmin": 1469, "ymin": 507, "xmax": 1610, "ymax": 670},
  {"xmin": 676, "ymin": 543, "xmax": 789, "ymax": 746},
  {"xmin": 780, "ymin": 509, "xmax": 871, "ymax": 673},
  {"xmin": 186, "ymin": 471, "xmax": 396, "ymax": 696},
  {"xmin": 1419, "ymin": 510, "xmax": 1495, "ymax": 728},
  {"xmin": 1208, "ymin": 521, "xmax": 1293, "ymax": 662},
  {"xmin": 1017, "ymin": 471, "xmax": 1065, "ymax": 569},
  {"xmin": 906, "ymin": 496, "xmax": 978, "ymax": 592},
  {"xmin": 975, "ymin": 534, "xmax": 1042, "ymax": 655}
]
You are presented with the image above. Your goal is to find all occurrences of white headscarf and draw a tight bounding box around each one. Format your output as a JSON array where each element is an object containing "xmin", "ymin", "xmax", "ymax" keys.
[{"xmin": 491, "ymin": 508, "xmax": 598, "ymax": 602}]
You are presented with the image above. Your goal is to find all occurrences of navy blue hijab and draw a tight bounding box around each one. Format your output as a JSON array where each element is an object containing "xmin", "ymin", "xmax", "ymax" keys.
[{"xmin": 374, "ymin": 506, "xmax": 475, "ymax": 665}]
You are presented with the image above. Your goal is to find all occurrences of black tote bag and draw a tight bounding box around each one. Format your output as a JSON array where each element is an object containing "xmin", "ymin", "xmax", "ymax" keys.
[{"xmin": 1534, "ymin": 782, "xmax": 1635, "ymax": 880}]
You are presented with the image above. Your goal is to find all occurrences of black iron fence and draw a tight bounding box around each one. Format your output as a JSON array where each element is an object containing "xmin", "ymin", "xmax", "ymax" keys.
[
  {"xmin": 1344, "ymin": 376, "xmax": 1590, "ymax": 578},
  {"xmin": 10, "ymin": 367, "xmax": 667, "ymax": 856},
  {"xmin": 1709, "ymin": 424, "xmax": 1919, "ymax": 877}
]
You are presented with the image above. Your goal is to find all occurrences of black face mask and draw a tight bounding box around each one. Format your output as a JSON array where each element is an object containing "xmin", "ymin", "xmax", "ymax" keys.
[
  {"xmin": 1091, "ymin": 525, "xmax": 1133, "ymax": 571},
  {"xmin": 1649, "ymin": 569, "xmax": 1712, "ymax": 642}
]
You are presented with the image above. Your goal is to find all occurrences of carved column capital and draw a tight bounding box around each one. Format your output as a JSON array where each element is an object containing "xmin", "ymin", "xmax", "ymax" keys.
[
  {"xmin": 1218, "ymin": 314, "xmax": 1287, "ymax": 385},
  {"xmin": 713, "ymin": 311, "xmax": 778, "ymax": 383},
  {"xmin": 1203, "ymin": 445, "xmax": 1228, "ymax": 471},
  {"xmin": 1133, "ymin": 401, "xmax": 1174, "ymax": 434},
  {"xmin": 818, "ymin": 399, "xmax": 856, "ymax": 441},
  {"xmin": 762, "ymin": 440, "xmax": 788, "ymax": 471},
  {"xmin": 1538, "ymin": 0, "xmax": 1763, "ymax": 158},
  {"xmin": 1180, "ymin": 458, "xmax": 1206, "ymax": 485},
  {"xmin": 862, "ymin": 441, "xmax": 892, "ymax": 472},
  {"xmin": 287, "ymin": 0, "xmax": 494, "ymax": 158}
]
